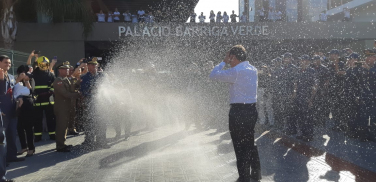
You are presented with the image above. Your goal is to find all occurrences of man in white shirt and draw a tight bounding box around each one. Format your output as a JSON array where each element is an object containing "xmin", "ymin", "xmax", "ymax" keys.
[
  {"xmin": 113, "ymin": 8, "xmax": 121, "ymax": 22},
  {"xmin": 209, "ymin": 45, "xmax": 261, "ymax": 182}
]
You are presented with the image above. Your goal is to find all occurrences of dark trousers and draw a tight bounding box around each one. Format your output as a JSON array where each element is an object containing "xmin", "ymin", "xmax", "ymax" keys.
[
  {"xmin": 272, "ymin": 93, "xmax": 284, "ymax": 128},
  {"xmin": 329, "ymin": 94, "xmax": 346, "ymax": 130},
  {"xmin": 284, "ymin": 97, "xmax": 297, "ymax": 133},
  {"xmin": 17, "ymin": 97, "xmax": 35, "ymax": 150},
  {"xmin": 229, "ymin": 104, "xmax": 261, "ymax": 178},
  {"xmin": 313, "ymin": 90, "xmax": 330, "ymax": 126},
  {"xmin": 83, "ymin": 102, "xmax": 106, "ymax": 145},
  {"xmin": 0, "ymin": 129, "xmax": 6, "ymax": 179},
  {"xmin": 358, "ymin": 98, "xmax": 375, "ymax": 139},
  {"xmin": 34, "ymin": 105, "xmax": 56, "ymax": 136},
  {"xmin": 295, "ymin": 100, "xmax": 314, "ymax": 138},
  {"xmin": 115, "ymin": 112, "xmax": 132, "ymax": 136},
  {"xmin": 4, "ymin": 116, "xmax": 17, "ymax": 161}
]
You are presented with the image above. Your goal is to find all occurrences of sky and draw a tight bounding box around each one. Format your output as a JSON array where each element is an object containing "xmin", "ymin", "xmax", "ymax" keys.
[{"xmin": 193, "ymin": 0, "xmax": 239, "ymax": 22}]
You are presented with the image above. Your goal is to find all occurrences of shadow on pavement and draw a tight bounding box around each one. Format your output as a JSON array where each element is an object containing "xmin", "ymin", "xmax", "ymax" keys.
[{"xmin": 99, "ymin": 130, "xmax": 188, "ymax": 169}]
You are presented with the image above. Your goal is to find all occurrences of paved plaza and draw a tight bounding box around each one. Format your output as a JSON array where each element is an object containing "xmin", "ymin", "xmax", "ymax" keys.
[{"xmin": 6, "ymin": 122, "xmax": 374, "ymax": 182}]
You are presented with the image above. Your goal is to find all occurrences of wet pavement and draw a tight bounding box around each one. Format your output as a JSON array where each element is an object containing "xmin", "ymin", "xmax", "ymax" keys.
[{"xmin": 7, "ymin": 123, "xmax": 372, "ymax": 182}]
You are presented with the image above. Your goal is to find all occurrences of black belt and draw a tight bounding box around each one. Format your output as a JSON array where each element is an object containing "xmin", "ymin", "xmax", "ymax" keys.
[{"xmin": 230, "ymin": 103, "xmax": 256, "ymax": 107}]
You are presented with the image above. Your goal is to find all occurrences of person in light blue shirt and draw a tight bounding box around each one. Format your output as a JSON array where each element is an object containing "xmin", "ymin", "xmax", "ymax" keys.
[{"xmin": 209, "ymin": 45, "xmax": 261, "ymax": 182}]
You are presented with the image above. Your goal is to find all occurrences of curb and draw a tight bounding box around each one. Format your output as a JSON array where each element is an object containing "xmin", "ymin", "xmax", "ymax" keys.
[{"xmin": 265, "ymin": 129, "xmax": 376, "ymax": 182}]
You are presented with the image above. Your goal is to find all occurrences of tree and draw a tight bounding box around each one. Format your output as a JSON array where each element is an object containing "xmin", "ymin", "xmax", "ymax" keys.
[{"xmin": 1, "ymin": 0, "xmax": 94, "ymax": 49}]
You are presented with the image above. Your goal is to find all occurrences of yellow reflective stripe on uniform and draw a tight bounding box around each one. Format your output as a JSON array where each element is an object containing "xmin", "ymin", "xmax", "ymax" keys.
[
  {"xmin": 34, "ymin": 85, "xmax": 50, "ymax": 89},
  {"xmin": 34, "ymin": 133, "xmax": 42, "ymax": 136},
  {"xmin": 49, "ymin": 132, "xmax": 55, "ymax": 135},
  {"xmin": 34, "ymin": 102, "xmax": 54, "ymax": 106},
  {"xmin": 49, "ymin": 88, "xmax": 54, "ymax": 91}
]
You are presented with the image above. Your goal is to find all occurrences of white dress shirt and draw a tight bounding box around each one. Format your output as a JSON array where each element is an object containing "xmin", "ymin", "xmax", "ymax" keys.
[
  {"xmin": 209, "ymin": 61, "xmax": 258, "ymax": 104},
  {"xmin": 13, "ymin": 82, "xmax": 30, "ymax": 99}
]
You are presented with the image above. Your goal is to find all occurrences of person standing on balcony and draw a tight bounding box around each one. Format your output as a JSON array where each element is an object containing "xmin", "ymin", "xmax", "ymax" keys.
[
  {"xmin": 96, "ymin": 10, "xmax": 106, "ymax": 23},
  {"xmin": 190, "ymin": 11, "xmax": 197, "ymax": 23},
  {"xmin": 216, "ymin": 11, "xmax": 223, "ymax": 23},
  {"xmin": 258, "ymin": 7, "xmax": 265, "ymax": 22},
  {"xmin": 343, "ymin": 8, "xmax": 350, "ymax": 22},
  {"xmin": 107, "ymin": 11, "xmax": 113, "ymax": 23},
  {"xmin": 198, "ymin": 12, "xmax": 206, "ymax": 23},
  {"xmin": 123, "ymin": 10, "xmax": 132, "ymax": 23},
  {"xmin": 319, "ymin": 10, "xmax": 328, "ymax": 22},
  {"xmin": 230, "ymin": 10, "xmax": 238, "ymax": 23},
  {"xmin": 209, "ymin": 10, "xmax": 215, "ymax": 23},
  {"xmin": 240, "ymin": 11, "xmax": 247, "ymax": 22},
  {"xmin": 113, "ymin": 8, "xmax": 121, "ymax": 22},
  {"xmin": 275, "ymin": 9, "xmax": 282, "ymax": 22},
  {"xmin": 223, "ymin": 11, "xmax": 229, "ymax": 23}
]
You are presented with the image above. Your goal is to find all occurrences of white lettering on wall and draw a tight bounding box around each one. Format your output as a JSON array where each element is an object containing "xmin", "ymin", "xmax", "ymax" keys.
[{"xmin": 118, "ymin": 25, "xmax": 270, "ymax": 37}]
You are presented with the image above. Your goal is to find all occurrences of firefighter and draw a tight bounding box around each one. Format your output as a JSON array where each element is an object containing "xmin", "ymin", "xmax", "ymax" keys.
[{"xmin": 32, "ymin": 56, "xmax": 56, "ymax": 142}]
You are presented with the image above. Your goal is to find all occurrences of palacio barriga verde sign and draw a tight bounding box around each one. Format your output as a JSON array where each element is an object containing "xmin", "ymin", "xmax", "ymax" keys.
[{"xmin": 118, "ymin": 24, "xmax": 270, "ymax": 37}]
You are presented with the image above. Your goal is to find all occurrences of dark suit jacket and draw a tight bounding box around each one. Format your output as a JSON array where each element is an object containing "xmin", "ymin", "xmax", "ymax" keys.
[{"xmin": 0, "ymin": 74, "xmax": 16, "ymax": 127}]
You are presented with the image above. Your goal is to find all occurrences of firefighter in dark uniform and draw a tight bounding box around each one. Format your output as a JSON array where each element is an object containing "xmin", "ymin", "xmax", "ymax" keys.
[
  {"xmin": 53, "ymin": 63, "xmax": 80, "ymax": 152},
  {"xmin": 311, "ymin": 55, "xmax": 330, "ymax": 127},
  {"xmin": 280, "ymin": 53, "xmax": 298, "ymax": 135},
  {"xmin": 32, "ymin": 56, "xmax": 56, "ymax": 141},
  {"xmin": 80, "ymin": 58, "xmax": 109, "ymax": 149},
  {"xmin": 327, "ymin": 49, "xmax": 347, "ymax": 132},
  {"xmin": 294, "ymin": 55, "xmax": 317, "ymax": 142}
]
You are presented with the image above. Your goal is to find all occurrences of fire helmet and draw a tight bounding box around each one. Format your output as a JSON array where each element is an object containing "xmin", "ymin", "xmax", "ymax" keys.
[{"xmin": 36, "ymin": 56, "xmax": 50, "ymax": 71}]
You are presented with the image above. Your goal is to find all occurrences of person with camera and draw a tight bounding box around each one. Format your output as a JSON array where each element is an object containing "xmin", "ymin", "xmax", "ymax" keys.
[
  {"xmin": 53, "ymin": 63, "xmax": 81, "ymax": 152},
  {"xmin": 0, "ymin": 55, "xmax": 17, "ymax": 182},
  {"xmin": 80, "ymin": 58, "xmax": 109, "ymax": 150},
  {"xmin": 14, "ymin": 65, "xmax": 36, "ymax": 157},
  {"xmin": 209, "ymin": 45, "xmax": 261, "ymax": 182}
]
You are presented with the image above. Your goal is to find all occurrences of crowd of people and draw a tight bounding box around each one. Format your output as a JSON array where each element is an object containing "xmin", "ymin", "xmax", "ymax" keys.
[
  {"xmin": 256, "ymin": 48, "xmax": 376, "ymax": 142},
  {"xmin": 95, "ymin": 8, "xmax": 247, "ymax": 23},
  {"xmin": 0, "ymin": 44, "xmax": 376, "ymax": 181}
]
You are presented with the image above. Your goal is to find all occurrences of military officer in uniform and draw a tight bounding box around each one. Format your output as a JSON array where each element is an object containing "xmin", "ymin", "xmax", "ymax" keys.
[
  {"xmin": 53, "ymin": 63, "xmax": 80, "ymax": 152},
  {"xmin": 80, "ymin": 58, "xmax": 109, "ymax": 149}
]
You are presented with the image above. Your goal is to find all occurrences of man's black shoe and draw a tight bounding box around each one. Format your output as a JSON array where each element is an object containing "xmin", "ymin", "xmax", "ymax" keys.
[
  {"xmin": 0, "ymin": 179, "xmax": 15, "ymax": 182},
  {"xmin": 236, "ymin": 177, "xmax": 251, "ymax": 182},
  {"xmin": 56, "ymin": 147, "xmax": 71, "ymax": 152},
  {"xmin": 7, "ymin": 157, "xmax": 25, "ymax": 163},
  {"xmin": 34, "ymin": 136, "xmax": 42, "ymax": 142},
  {"xmin": 250, "ymin": 170, "xmax": 261, "ymax": 181}
]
